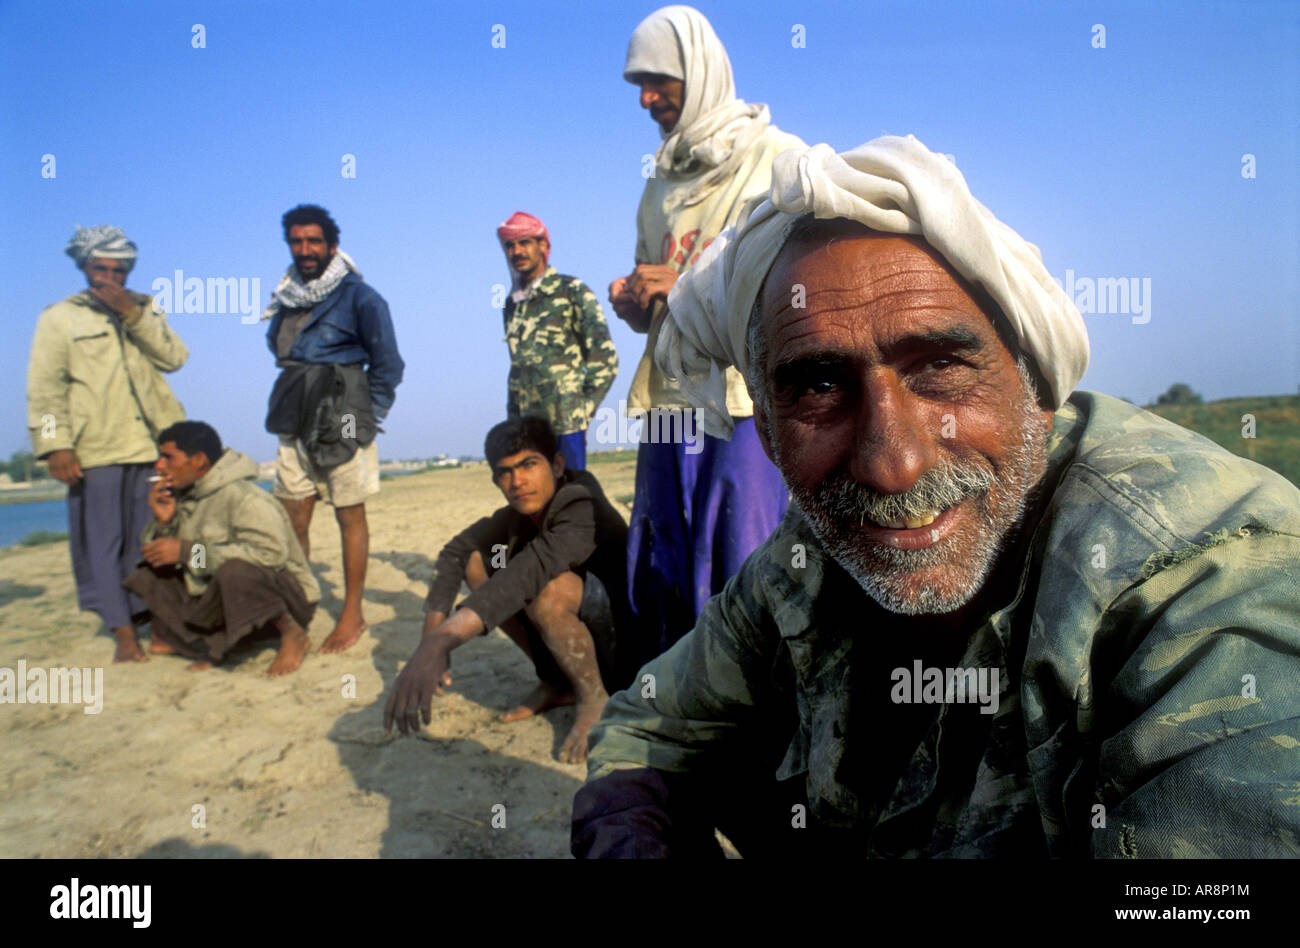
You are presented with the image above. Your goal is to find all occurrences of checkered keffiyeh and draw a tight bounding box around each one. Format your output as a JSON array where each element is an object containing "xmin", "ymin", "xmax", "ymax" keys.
[
  {"xmin": 65, "ymin": 225, "xmax": 138, "ymax": 269},
  {"xmin": 261, "ymin": 250, "xmax": 362, "ymax": 321}
]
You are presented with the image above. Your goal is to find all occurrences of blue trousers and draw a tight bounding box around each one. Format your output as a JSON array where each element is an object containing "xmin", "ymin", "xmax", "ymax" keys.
[
  {"xmin": 556, "ymin": 429, "xmax": 587, "ymax": 471},
  {"xmin": 626, "ymin": 416, "xmax": 788, "ymax": 653},
  {"xmin": 67, "ymin": 463, "xmax": 154, "ymax": 629}
]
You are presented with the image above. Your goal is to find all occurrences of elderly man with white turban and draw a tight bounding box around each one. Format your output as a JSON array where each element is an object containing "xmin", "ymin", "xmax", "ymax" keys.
[
  {"xmin": 609, "ymin": 5, "xmax": 808, "ymax": 654},
  {"xmin": 26, "ymin": 226, "xmax": 189, "ymax": 663},
  {"xmin": 572, "ymin": 136, "xmax": 1300, "ymax": 858}
]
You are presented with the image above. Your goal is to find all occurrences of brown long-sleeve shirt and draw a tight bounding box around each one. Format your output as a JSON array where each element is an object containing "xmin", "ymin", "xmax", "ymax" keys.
[{"xmin": 424, "ymin": 469, "xmax": 630, "ymax": 635}]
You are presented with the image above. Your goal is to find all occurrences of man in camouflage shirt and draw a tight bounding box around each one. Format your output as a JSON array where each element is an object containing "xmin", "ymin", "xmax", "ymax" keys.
[
  {"xmin": 572, "ymin": 137, "xmax": 1300, "ymax": 858},
  {"xmin": 497, "ymin": 212, "xmax": 618, "ymax": 471}
]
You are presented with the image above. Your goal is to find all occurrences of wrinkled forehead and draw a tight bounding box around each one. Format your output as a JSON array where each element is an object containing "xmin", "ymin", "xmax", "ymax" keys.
[{"xmin": 758, "ymin": 224, "xmax": 1013, "ymax": 354}]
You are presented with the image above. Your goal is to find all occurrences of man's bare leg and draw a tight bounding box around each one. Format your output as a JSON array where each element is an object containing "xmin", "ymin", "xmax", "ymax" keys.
[
  {"xmin": 278, "ymin": 495, "xmax": 316, "ymax": 560},
  {"xmin": 520, "ymin": 572, "xmax": 608, "ymax": 764},
  {"xmin": 112, "ymin": 625, "xmax": 148, "ymax": 663},
  {"xmin": 267, "ymin": 613, "xmax": 310, "ymax": 676},
  {"xmin": 462, "ymin": 551, "xmax": 578, "ymax": 722},
  {"xmin": 320, "ymin": 503, "xmax": 367, "ymax": 652}
]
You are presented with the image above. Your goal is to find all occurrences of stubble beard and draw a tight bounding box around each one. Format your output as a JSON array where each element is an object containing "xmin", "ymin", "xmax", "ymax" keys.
[{"xmin": 783, "ymin": 379, "xmax": 1050, "ymax": 616}]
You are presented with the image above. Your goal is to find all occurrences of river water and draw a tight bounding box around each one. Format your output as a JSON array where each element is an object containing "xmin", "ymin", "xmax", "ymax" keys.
[{"xmin": 0, "ymin": 482, "xmax": 276, "ymax": 549}]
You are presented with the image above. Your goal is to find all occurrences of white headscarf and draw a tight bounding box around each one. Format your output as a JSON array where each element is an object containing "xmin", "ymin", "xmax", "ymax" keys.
[
  {"xmin": 623, "ymin": 5, "xmax": 772, "ymax": 209},
  {"xmin": 65, "ymin": 225, "xmax": 138, "ymax": 269},
  {"xmin": 659, "ymin": 135, "xmax": 1091, "ymax": 437}
]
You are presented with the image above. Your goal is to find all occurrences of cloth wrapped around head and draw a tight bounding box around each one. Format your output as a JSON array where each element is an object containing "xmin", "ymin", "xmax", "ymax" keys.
[
  {"xmin": 65, "ymin": 225, "xmax": 138, "ymax": 270},
  {"xmin": 658, "ymin": 135, "xmax": 1091, "ymax": 437},
  {"xmin": 497, "ymin": 211, "xmax": 551, "ymax": 292},
  {"xmin": 623, "ymin": 4, "xmax": 772, "ymax": 207},
  {"xmin": 497, "ymin": 211, "xmax": 550, "ymax": 250}
]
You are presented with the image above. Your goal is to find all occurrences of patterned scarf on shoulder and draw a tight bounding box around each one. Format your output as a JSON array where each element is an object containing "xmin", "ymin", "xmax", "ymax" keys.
[{"xmin": 261, "ymin": 250, "xmax": 362, "ymax": 321}]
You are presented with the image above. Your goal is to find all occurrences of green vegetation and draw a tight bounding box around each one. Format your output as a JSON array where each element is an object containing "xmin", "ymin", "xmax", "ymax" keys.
[
  {"xmin": 18, "ymin": 530, "xmax": 68, "ymax": 547},
  {"xmin": 1144, "ymin": 393, "xmax": 1299, "ymax": 487},
  {"xmin": 5, "ymin": 450, "xmax": 49, "ymax": 483},
  {"xmin": 1154, "ymin": 382, "xmax": 1203, "ymax": 406},
  {"xmin": 588, "ymin": 449, "xmax": 638, "ymax": 465}
]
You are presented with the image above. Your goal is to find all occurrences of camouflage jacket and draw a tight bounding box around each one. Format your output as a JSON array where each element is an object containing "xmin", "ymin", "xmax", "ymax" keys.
[
  {"xmin": 504, "ymin": 267, "xmax": 618, "ymax": 436},
  {"xmin": 577, "ymin": 392, "xmax": 1300, "ymax": 858}
]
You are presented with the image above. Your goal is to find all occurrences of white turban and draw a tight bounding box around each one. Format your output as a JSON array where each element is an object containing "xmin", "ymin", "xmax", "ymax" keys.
[
  {"xmin": 623, "ymin": 5, "xmax": 772, "ymax": 208},
  {"xmin": 658, "ymin": 135, "xmax": 1091, "ymax": 437},
  {"xmin": 65, "ymin": 225, "xmax": 138, "ymax": 269}
]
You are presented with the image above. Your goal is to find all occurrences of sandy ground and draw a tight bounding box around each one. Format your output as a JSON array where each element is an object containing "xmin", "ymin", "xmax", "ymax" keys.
[{"xmin": 0, "ymin": 460, "xmax": 637, "ymax": 859}]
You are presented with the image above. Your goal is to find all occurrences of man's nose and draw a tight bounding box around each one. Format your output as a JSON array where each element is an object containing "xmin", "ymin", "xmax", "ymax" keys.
[
  {"xmin": 154, "ymin": 457, "xmax": 167, "ymax": 473},
  {"xmin": 639, "ymin": 85, "xmax": 658, "ymax": 109},
  {"xmin": 849, "ymin": 372, "xmax": 937, "ymax": 495}
]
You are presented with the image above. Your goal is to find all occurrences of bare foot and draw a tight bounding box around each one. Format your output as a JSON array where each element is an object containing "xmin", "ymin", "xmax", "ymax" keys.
[
  {"xmin": 267, "ymin": 622, "xmax": 310, "ymax": 677},
  {"xmin": 148, "ymin": 638, "xmax": 176, "ymax": 655},
  {"xmin": 501, "ymin": 680, "xmax": 575, "ymax": 723},
  {"xmin": 319, "ymin": 614, "xmax": 366, "ymax": 654},
  {"xmin": 558, "ymin": 695, "xmax": 609, "ymax": 765},
  {"xmin": 112, "ymin": 628, "xmax": 149, "ymax": 663},
  {"xmin": 186, "ymin": 661, "xmax": 212, "ymax": 672}
]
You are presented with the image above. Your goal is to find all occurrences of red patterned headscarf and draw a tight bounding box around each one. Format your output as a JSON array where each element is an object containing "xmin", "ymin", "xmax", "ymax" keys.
[{"xmin": 496, "ymin": 212, "xmax": 550, "ymax": 257}]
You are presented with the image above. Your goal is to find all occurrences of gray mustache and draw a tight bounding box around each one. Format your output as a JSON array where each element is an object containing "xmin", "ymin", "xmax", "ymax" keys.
[{"xmin": 817, "ymin": 461, "xmax": 996, "ymax": 524}]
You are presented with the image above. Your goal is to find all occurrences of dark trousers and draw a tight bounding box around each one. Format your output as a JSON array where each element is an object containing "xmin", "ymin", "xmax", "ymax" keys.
[{"xmin": 124, "ymin": 559, "xmax": 315, "ymax": 662}]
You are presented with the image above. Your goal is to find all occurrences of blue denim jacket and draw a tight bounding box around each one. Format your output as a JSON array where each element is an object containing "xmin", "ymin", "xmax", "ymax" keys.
[{"xmin": 264, "ymin": 272, "xmax": 404, "ymax": 419}]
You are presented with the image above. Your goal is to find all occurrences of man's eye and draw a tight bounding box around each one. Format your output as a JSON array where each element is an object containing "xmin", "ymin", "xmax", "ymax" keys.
[{"xmin": 802, "ymin": 380, "xmax": 839, "ymax": 396}]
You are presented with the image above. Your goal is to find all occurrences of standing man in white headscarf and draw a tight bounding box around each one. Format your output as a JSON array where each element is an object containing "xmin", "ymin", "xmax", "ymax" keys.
[
  {"xmin": 609, "ymin": 5, "xmax": 807, "ymax": 653},
  {"xmin": 27, "ymin": 225, "xmax": 189, "ymax": 663}
]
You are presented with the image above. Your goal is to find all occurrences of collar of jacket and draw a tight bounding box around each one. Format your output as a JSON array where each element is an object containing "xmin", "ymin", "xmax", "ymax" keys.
[
  {"xmin": 181, "ymin": 448, "xmax": 260, "ymax": 503},
  {"xmin": 512, "ymin": 266, "xmax": 561, "ymax": 304},
  {"xmin": 70, "ymin": 289, "xmax": 131, "ymax": 321}
]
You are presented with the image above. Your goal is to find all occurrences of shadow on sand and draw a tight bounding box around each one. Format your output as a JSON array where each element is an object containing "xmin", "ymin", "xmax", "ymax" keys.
[{"xmin": 325, "ymin": 550, "xmax": 582, "ymax": 856}]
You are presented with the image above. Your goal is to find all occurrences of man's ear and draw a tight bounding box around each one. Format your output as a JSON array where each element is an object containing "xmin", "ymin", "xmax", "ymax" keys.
[
  {"xmin": 551, "ymin": 452, "xmax": 566, "ymax": 479},
  {"xmin": 753, "ymin": 401, "xmax": 777, "ymax": 466}
]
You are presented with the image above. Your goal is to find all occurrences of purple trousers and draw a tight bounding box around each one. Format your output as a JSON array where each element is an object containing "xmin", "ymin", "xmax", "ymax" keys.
[
  {"xmin": 67, "ymin": 463, "xmax": 154, "ymax": 629},
  {"xmin": 626, "ymin": 415, "xmax": 788, "ymax": 653}
]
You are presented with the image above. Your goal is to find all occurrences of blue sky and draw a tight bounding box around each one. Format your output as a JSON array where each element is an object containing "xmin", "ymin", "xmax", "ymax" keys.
[{"xmin": 2, "ymin": 0, "xmax": 1296, "ymax": 461}]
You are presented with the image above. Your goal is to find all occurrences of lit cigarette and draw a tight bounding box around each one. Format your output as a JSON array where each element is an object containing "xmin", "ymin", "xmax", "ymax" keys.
[{"xmin": 148, "ymin": 475, "xmax": 167, "ymax": 482}]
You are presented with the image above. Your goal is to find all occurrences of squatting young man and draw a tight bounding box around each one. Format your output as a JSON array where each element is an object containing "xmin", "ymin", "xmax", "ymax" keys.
[
  {"xmin": 125, "ymin": 421, "xmax": 320, "ymax": 677},
  {"xmin": 385, "ymin": 417, "xmax": 650, "ymax": 763}
]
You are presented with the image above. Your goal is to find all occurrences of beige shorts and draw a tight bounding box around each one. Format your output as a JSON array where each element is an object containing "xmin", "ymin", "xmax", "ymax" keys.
[{"xmin": 274, "ymin": 436, "xmax": 380, "ymax": 507}]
